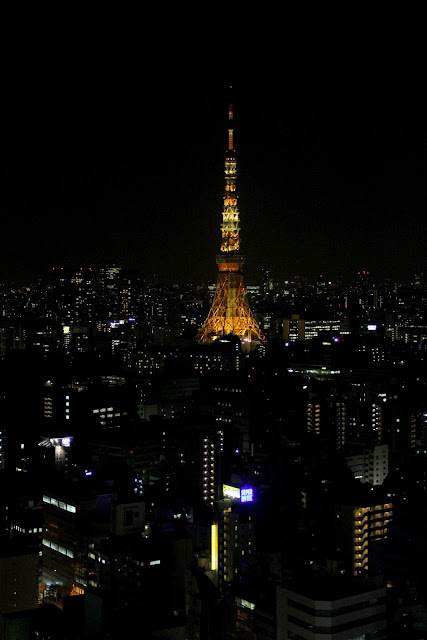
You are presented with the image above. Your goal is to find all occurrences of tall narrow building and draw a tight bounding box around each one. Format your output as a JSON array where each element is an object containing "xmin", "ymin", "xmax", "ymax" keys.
[{"xmin": 197, "ymin": 95, "xmax": 265, "ymax": 350}]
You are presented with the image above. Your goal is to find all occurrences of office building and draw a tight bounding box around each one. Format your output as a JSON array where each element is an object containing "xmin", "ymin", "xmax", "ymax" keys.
[{"xmin": 277, "ymin": 577, "xmax": 387, "ymax": 639}]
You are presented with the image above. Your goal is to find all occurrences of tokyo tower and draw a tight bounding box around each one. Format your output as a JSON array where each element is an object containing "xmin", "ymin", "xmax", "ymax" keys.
[{"xmin": 197, "ymin": 95, "xmax": 266, "ymax": 350}]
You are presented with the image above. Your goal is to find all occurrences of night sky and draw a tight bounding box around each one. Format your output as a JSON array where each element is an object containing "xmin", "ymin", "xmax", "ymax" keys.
[{"xmin": 2, "ymin": 48, "xmax": 425, "ymax": 286}]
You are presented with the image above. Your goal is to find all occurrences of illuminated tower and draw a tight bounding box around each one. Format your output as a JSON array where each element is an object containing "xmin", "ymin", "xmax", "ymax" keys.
[{"xmin": 197, "ymin": 97, "xmax": 265, "ymax": 350}]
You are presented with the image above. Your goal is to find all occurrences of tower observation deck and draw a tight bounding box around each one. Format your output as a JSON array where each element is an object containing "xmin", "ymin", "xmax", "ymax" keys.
[{"xmin": 196, "ymin": 96, "xmax": 266, "ymax": 350}]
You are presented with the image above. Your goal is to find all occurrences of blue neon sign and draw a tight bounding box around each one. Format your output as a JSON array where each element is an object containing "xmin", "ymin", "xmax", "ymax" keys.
[{"xmin": 240, "ymin": 487, "xmax": 254, "ymax": 503}]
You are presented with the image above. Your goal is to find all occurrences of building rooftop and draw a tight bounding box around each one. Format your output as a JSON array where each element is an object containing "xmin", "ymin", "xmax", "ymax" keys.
[{"xmin": 282, "ymin": 575, "xmax": 385, "ymax": 602}]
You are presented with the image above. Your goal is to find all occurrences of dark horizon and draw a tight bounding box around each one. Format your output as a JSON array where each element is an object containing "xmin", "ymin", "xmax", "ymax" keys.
[{"xmin": 2, "ymin": 71, "xmax": 425, "ymax": 287}]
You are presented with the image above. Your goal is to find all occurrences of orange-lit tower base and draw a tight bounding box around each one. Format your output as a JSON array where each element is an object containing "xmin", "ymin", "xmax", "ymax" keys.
[{"xmin": 197, "ymin": 98, "xmax": 265, "ymax": 350}]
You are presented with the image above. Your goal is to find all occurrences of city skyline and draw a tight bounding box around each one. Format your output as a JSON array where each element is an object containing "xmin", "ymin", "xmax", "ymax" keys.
[
  {"xmin": 2, "ymin": 71, "xmax": 424, "ymax": 286},
  {"xmin": 1, "ymin": 24, "xmax": 427, "ymax": 635}
]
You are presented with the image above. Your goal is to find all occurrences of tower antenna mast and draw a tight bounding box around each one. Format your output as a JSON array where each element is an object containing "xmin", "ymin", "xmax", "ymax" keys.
[{"xmin": 197, "ymin": 89, "xmax": 266, "ymax": 350}]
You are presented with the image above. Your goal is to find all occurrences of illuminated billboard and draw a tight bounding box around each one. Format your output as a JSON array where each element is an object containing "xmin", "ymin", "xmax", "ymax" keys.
[
  {"xmin": 223, "ymin": 484, "xmax": 240, "ymax": 499},
  {"xmin": 211, "ymin": 524, "xmax": 218, "ymax": 571},
  {"xmin": 49, "ymin": 436, "xmax": 72, "ymax": 448},
  {"xmin": 240, "ymin": 487, "xmax": 254, "ymax": 503},
  {"xmin": 223, "ymin": 484, "xmax": 254, "ymax": 502}
]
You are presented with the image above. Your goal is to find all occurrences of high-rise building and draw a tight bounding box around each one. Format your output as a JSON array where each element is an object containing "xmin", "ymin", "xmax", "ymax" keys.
[
  {"xmin": 0, "ymin": 550, "xmax": 39, "ymax": 617},
  {"xmin": 197, "ymin": 94, "xmax": 265, "ymax": 351},
  {"xmin": 307, "ymin": 401, "xmax": 321, "ymax": 436},
  {"xmin": 345, "ymin": 444, "xmax": 389, "ymax": 485},
  {"xmin": 220, "ymin": 499, "xmax": 255, "ymax": 584},
  {"xmin": 335, "ymin": 500, "xmax": 393, "ymax": 576},
  {"xmin": 276, "ymin": 578, "xmax": 387, "ymax": 639},
  {"xmin": 51, "ymin": 267, "xmax": 95, "ymax": 325},
  {"xmin": 210, "ymin": 483, "xmax": 256, "ymax": 589}
]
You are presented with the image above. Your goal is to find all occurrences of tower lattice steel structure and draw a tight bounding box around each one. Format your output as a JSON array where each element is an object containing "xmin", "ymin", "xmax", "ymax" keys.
[{"xmin": 197, "ymin": 99, "xmax": 266, "ymax": 349}]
